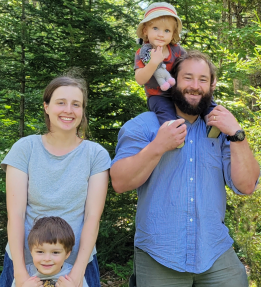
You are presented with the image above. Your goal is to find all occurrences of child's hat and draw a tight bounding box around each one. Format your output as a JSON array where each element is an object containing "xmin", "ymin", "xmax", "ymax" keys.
[{"xmin": 136, "ymin": 2, "xmax": 182, "ymax": 39}]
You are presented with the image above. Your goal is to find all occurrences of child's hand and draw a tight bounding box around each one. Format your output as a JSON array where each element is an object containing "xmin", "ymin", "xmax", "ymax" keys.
[
  {"xmin": 55, "ymin": 275, "xmax": 76, "ymax": 287},
  {"xmin": 150, "ymin": 46, "xmax": 165, "ymax": 65},
  {"xmin": 21, "ymin": 276, "xmax": 43, "ymax": 287}
]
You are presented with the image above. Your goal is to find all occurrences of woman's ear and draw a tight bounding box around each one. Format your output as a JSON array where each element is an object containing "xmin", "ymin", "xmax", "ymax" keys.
[{"xmin": 43, "ymin": 102, "xmax": 49, "ymax": 114}]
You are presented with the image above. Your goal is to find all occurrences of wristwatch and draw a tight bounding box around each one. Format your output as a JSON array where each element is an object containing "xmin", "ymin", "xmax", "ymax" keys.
[{"xmin": 227, "ymin": 130, "xmax": 245, "ymax": 142}]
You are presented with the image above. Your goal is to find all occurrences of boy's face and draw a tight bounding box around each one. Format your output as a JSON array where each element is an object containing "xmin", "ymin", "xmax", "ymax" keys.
[
  {"xmin": 143, "ymin": 17, "xmax": 176, "ymax": 48},
  {"xmin": 31, "ymin": 242, "xmax": 71, "ymax": 276}
]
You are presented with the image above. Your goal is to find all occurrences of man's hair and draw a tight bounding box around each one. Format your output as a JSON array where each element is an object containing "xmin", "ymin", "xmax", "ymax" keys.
[
  {"xmin": 171, "ymin": 50, "xmax": 217, "ymax": 85},
  {"xmin": 28, "ymin": 216, "xmax": 75, "ymax": 254}
]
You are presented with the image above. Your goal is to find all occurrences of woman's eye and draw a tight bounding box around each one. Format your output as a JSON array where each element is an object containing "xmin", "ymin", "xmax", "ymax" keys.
[{"xmin": 74, "ymin": 103, "xmax": 80, "ymax": 107}]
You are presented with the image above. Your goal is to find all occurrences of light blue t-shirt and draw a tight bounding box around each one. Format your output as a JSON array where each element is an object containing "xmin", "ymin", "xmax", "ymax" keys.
[
  {"xmin": 111, "ymin": 111, "xmax": 251, "ymax": 274},
  {"xmin": 1, "ymin": 135, "xmax": 111, "ymax": 266}
]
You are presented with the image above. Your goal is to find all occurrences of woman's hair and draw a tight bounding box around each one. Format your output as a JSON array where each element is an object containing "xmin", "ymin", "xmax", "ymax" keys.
[
  {"xmin": 28, "ymin": 216, "xmax": 75, "ymax": 254},
  {"xmin": 141, "ymin": 16, "xmax": 180, "ymax": 45},
  {"xmin": 43, "ymin": 76, "xmax": 88, "ymax": 139}
]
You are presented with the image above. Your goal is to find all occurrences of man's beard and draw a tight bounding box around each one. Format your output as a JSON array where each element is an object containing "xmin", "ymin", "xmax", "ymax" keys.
[{"xmin": 171, "ymin": 86, "xmax": 213, "ymax": 116}]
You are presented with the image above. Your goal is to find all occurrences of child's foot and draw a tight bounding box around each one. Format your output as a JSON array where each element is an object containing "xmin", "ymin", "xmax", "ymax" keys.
[
  {"xmin": 160, "ymin": 82, "xmax": 170, "ymax": 91},
  {"xmin": 206, "ymin": 126, "xmax": 221, "ymax": 138},
  {"xmin": 168, "ymin": 120, "xmax": 185, "ymax": 148},
  {"xmin": 167, "ymin": 77, "xmax": 176, "ymax": 86}
]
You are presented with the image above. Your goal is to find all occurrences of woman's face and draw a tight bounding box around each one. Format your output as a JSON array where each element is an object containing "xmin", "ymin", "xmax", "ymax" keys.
[{"xmin": 44, "ymin": 86, "xmax": 83, "ymax": 134}]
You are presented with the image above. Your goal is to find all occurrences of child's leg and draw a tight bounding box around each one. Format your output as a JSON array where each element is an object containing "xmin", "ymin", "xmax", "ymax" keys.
[
  {"xmin": 148, "ymin": 96, "xmax": 184, "ymax": 148},
  {"xmin": 147, "ymin": 96, "xmax": 178, "ymax": 125},
  {"xmin": 201, "ymin": 97, "xmax": 221, "ymax": 138}
]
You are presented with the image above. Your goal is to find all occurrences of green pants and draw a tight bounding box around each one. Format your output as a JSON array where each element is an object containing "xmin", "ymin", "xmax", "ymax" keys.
[{"xmin": 129, "ymin": 247, "xmax": 248, "ymax": 287}]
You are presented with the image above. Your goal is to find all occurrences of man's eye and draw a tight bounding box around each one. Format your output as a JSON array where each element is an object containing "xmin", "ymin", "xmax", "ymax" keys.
[
  {"xmin": 201, "ymin": 79, "xmax": 207, "ymax": 82},
  {"xmin": 58, "ymin": 102, "xmax": 64, "ymax": 105},
  {"xmin": 185, "ymin": 77, "xmax": 192, "ymax": 80}
]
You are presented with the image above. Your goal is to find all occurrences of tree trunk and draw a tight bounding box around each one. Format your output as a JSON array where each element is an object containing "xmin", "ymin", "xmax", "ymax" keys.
[{"xmin": 19, "ymin": 0, "xmax": 26, "ymax": 138}]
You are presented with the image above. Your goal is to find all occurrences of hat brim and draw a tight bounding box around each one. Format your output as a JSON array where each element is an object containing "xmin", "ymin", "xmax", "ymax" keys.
[{"xmin": 136, "ymin": 12, "xmax": 182, "ymax": 39}]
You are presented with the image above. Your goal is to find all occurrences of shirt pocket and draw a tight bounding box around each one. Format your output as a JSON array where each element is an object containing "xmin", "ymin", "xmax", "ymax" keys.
[{"xmin": 198, "ymin": 138, "xmax": 222, "ymax": 169}]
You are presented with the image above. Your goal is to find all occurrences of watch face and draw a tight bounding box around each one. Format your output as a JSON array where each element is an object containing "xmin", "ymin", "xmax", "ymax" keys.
[{"xmin": 236, "ymin": 130, "xmax": 245, "ymax": 141}]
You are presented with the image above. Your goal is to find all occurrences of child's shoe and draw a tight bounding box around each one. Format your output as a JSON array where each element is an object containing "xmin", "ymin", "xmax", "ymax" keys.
[
  {"xmin": 168, "ymin": 120, "xmax": 185, "ymax": 148},
  {"xmin": 206, "ymin": 125, "xmax": 221, "ymax": 138}
]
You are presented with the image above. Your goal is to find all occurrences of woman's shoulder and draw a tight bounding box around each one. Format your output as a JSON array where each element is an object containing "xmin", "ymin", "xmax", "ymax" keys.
[
  {"xmin": 9, "ymin": 134, "xmax": 41, "ymax": 151},
  {"xmin": 81, "ymin": 139, "xmax": 109, "ymax": 153}
]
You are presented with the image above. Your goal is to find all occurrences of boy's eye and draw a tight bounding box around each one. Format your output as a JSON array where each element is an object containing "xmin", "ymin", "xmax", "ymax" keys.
[
  {"xmin": 53, "ymin": 251, "xmax": 60, "ymax": 254},
  {"xmin": 36, "ymin": 251, "xmax": 43, "ymax": 254}
]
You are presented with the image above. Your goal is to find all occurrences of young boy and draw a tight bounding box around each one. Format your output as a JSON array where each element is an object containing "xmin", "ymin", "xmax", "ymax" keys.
[
  {"xmin": 12, "ymin": 216, "xmax": 88, "ymax": 287},
  {"xmin": 135, "ymin": 2, "xmax": 220, "ymax": 140}
]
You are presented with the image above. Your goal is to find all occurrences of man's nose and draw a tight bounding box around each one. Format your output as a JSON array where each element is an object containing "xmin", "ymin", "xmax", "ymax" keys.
[{"xmin": 190, "ymin": 80, "xmax": 199, "ymax": 89}]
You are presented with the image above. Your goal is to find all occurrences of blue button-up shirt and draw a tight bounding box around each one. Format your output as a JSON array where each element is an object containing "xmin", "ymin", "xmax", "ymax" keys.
[{"xmin": 111, "ymin": 112, "xmax": 245, "ymax": 274}]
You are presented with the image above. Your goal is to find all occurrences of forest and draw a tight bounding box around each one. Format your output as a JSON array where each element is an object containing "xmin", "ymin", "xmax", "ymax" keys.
[{"xmin": 0, "ymin": 0, "xmax": 260, "ymax": 286}]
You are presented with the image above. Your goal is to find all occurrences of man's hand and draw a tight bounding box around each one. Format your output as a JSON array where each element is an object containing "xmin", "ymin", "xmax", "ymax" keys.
[
  {"xmin": 56, "ymin": 275, "xmax": 77, "ymax": 287},
  {"xmin": 207, "ymin": 105, "xmax": 241, "ymax": 136},
  {"xmin": 150, "ymin": 46, "xmax": 165, "ymax": 66},
  {"xmin": 152, "ymin": 118, "xmax": 187, "ymax": 155},
  {"xmin": 21, "ymin": 276, "xmax": 43, "ymax": 287}
]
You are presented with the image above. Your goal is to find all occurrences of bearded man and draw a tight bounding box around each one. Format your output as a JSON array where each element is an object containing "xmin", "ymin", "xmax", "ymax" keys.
[{"xmin": 110, "ymin": 50, "xmax": 260, "ymax": 287}]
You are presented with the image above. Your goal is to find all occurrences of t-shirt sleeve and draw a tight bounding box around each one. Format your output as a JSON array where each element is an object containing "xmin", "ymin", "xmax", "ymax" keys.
[
  {"xmin": 111, "ymin": 117, "xmax": 152, "ymax": 166},
  {"xmin": 222, "ymin": 135, "xmax": 259, "ymax": 195},
  {"xmin": 134, "ymin": 48, "xmax": 145, "ymax": 70},
  {"xmin": 1, "ymin": 137, "xmax": 31, "ymax": 174},
  {"xmin": 90, "ymin": 144, "xmax": 111, "ymax": 176}
]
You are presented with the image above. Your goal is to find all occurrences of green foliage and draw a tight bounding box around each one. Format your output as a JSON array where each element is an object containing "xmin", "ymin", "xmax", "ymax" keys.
[{"xmin": 0, "ymin": 0, "xmax": 261, "ymax": 284}]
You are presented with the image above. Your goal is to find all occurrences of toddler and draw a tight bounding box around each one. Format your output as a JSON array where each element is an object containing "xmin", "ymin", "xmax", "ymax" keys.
[
  {"xmin": 135, "ymin": 2, "xmax": 220, "ymax": 140},
  {"xmin": 12, "ymin": 216, "xmax": 88, "ymax": 287}
]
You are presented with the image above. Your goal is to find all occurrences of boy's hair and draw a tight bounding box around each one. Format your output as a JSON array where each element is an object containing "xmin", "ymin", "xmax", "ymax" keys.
[
  {"xmin": 28, "ymin": 216, "xmax": 75, "ymax": 254},
  {"xmin": 171, "ymin": 50, "xmax": 217, "ymax": 86},
  {"xmin": 142, "ymin": 16, "xmax": 180, "ymax": 45}
]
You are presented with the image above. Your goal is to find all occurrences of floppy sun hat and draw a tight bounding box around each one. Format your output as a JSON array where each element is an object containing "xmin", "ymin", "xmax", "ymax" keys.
[{"xmin": 136, "ymin": 2, "xmax": 182, "ymax": 39}]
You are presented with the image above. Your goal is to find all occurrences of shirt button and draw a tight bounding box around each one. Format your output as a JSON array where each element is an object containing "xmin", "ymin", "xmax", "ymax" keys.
[
  {"xmin": 190, "ymin": 158, "xmax": 193, "ymax": 162},
  {"xmin": 190, "ymin": 140, "xmax": 193, "ymax": 144},
  {"xmin": 190, "ymin": 177, "xmax": 193, "ymax": 181},
  {"xmin": 191, "ymin": 198, "xmax": 194, "ymax": 202},
  {"xmin": 190, "ymin": 218, "xmax": 193, "ymax": 222}
]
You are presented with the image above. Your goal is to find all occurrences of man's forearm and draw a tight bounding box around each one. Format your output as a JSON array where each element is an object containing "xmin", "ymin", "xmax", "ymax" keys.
[{"xmin": 230, "ymin": 139, "xmax": 260, "ymax": 194}]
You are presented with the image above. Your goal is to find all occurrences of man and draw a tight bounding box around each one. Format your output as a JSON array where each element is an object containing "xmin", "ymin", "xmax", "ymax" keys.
[{"xmin": 110, "ymin": 50, "xmax": 260, "ymax": 287}]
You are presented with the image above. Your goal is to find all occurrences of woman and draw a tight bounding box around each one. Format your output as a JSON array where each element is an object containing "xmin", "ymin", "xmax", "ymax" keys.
[{"xmin": 0, "ymin": 76, "xmax": 111, "ymax": 287}]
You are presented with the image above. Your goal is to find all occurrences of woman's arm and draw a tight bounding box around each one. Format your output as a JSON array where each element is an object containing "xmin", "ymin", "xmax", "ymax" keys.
[
  {"xmin": 6, "ymin": 165, "xmax": 30, "ymax": 287},
  {"xmin": 68, "ymin": 170, "xmax": 109, "ymax": 287}
]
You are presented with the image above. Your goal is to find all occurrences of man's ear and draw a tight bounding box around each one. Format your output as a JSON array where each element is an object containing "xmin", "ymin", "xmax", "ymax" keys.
[
  {"xmin": 65, "ymin": 251, "xmax": 71, "ymax": 260},
  {"xmin": 43, "ymin": 102, "xmax": 49, "ymax": 114},
  {"xmin": 211, "ymin": 78, "xmax": 217, "ymax": 90}
]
